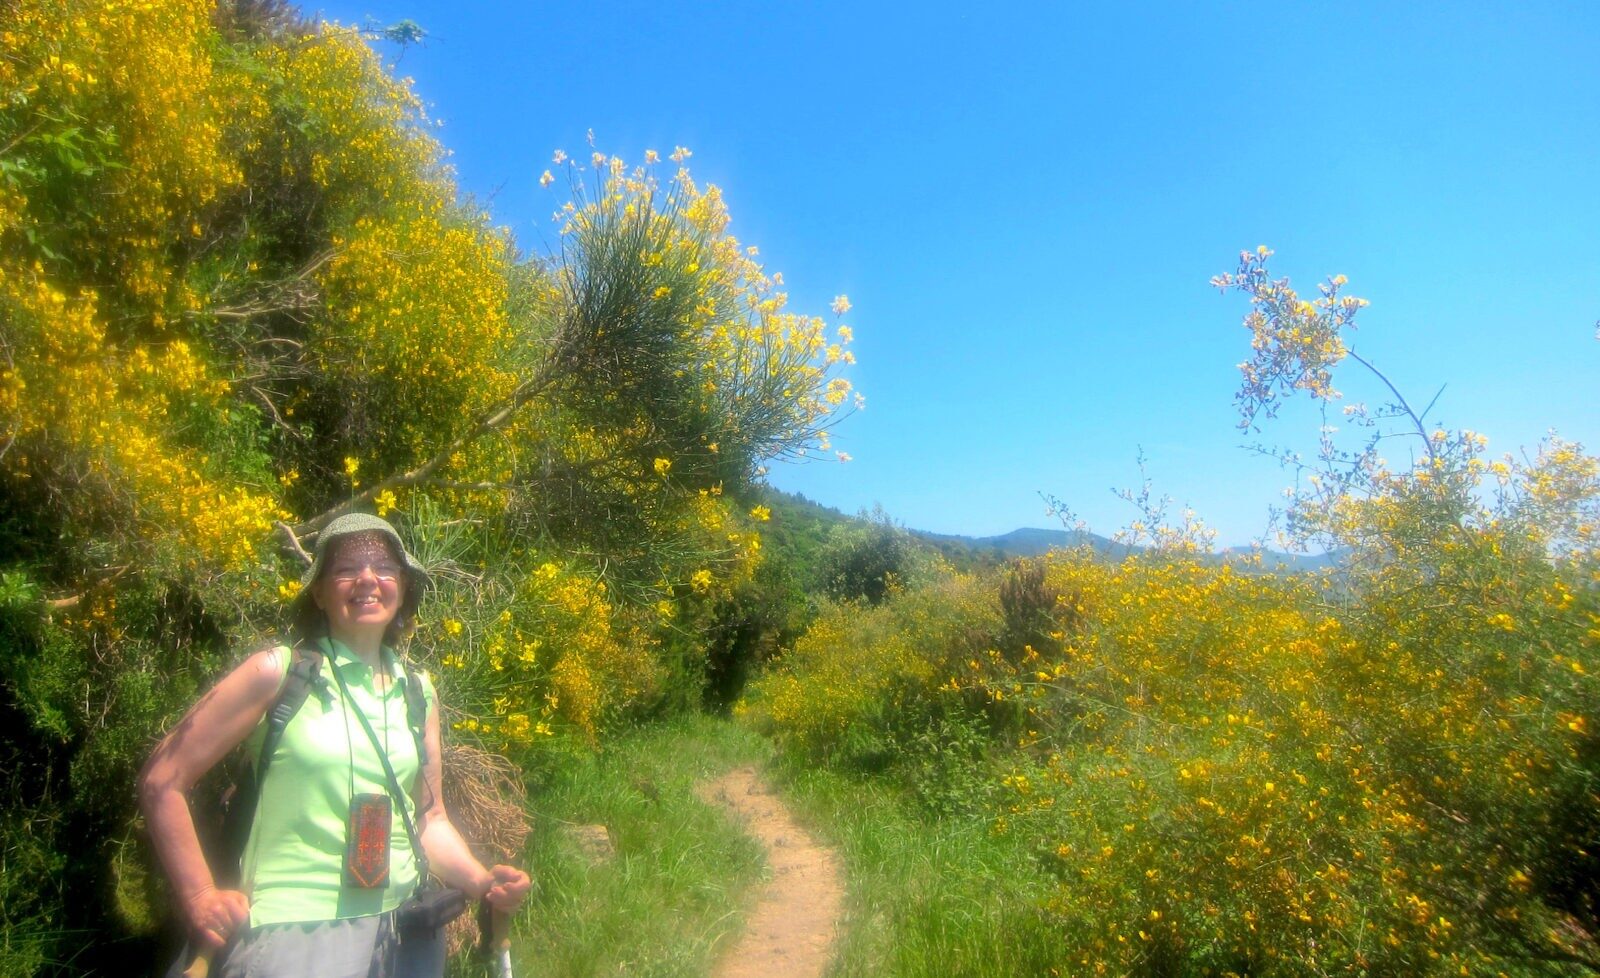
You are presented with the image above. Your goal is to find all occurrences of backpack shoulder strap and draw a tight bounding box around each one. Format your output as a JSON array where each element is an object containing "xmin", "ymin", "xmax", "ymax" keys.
[
  {"xmin": 218, "ymin": 642, "xmax": 325, "ymax": 885},
  {"xmin": 258, "ymin": 643, "xmax": 323, "ymax": 766},
  {"xmin": 400, "ymin": 658, "xmax": 429, "ymax": 767}
]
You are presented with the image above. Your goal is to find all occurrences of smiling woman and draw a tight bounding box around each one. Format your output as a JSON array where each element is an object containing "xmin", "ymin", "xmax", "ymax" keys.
[
  {"xmin": 315, "ymin": 540, "xmax": 404, "ymax": 646},
  {"xmin": 297, "ymin": 525, "xmax": 416, "ymax": 656},
  {"xmin": 138, "ymin": 514, "xmax": 532, "ymax": 978}
]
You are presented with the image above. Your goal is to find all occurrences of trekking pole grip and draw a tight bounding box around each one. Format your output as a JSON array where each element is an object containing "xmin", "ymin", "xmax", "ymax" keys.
[{"xmin": 181, "ymin": 947, "xmax": 213, "ymax": 978}]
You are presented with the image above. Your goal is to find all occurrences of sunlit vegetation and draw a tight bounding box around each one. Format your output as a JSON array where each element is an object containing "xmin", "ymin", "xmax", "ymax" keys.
[
  {"xmin": 0, "ymin": 2, "xmax": 853, "ymax": 971},
  {"xmin": 744, "ymin": 255, "xmax": 1600, "ymax": 976}
]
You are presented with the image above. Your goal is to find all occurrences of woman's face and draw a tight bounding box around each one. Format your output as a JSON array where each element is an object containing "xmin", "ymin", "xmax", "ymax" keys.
[{"xmin": 312, "ymin": 533, "xmax": 406, "ymax": 644}]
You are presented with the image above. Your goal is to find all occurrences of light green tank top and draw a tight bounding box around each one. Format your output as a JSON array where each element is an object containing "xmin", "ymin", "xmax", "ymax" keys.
[{"xmin": 240, "ymin": 637, "xmax": 437, "ymax": 927}]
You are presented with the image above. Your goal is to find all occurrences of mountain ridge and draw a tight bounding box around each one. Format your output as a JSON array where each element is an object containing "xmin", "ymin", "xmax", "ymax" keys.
[
  {"xmin": 763, "ymin": 490, "xmax": 1339, "ymax": 572},
  {"xmin": 917, "ymin": 524, "xmax": 1339, "ymax": 571}
]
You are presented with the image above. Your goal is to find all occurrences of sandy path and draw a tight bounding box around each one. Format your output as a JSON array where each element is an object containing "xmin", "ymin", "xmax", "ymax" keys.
[{"xmin": 695, "ymin": 766, "xmax": 845, "ymax": 978}]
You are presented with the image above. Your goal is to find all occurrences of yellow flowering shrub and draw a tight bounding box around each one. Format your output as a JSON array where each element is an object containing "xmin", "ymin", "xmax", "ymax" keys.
[
  {"xmin": 317, "ymin": 207, "xmax": 520, "ymax": 469},
  {"xmin": 0, "ymin": 0, "xmax": 285, "ymax": 577},
  {"xmin": 539, "ymin": 148, "xmax": 858, "ymax": 493},
  {"xmin": 0, "ymin": 259, "xmax": 284, "ymax": 574},
  {"xmin": 423, "ymin": 556, "xmax": 660, "ymax": 753},
  {"xmin": 256, "ymin": 26, "xmax": 443, "ymax": 214},
  {"xmin": 1, "ymin": 0, "xmax": 241, "ymax": 311},
  {"xmin": 743, "ymin": 573, "xmax": 1000, "ymax": 765},
  {"xmin": 749, "ymin": 534, "xmax": 1600, "ymax": 974}
]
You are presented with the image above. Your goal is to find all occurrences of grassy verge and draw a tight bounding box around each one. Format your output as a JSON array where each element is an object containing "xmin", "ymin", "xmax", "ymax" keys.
[
  {"xmin": 470, "ymin": 713, "xmax": 1068, "ymax": 978},
  {"xmin": 475, "ymin": 715, "xmax": 771, "ymax": 978},
  {"xmin": 775, "ymin": 763, "xmax": 1070, "ymax": 978}
]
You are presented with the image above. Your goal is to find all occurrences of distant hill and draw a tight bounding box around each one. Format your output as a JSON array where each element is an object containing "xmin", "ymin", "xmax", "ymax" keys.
[
  {"xmin": 920, "ymin": 525, "xmax": 1122, "ymax": 557},
  {"xmin": 915, "ymin": 526, "xmax": 1341, "ymax": 573},
  {"xmin": 1216, "ymin": 545, "xmax": 1342, "ymax": 572},
  {"xmin": 759, "ymin": 490, "xmax": 1340, "ymax": 574}
]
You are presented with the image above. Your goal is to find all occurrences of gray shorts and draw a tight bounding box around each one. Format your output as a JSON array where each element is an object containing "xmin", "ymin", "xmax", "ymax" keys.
[{"xmin": 168, "ymin": 912, "xmax": 446, "ymax": 978}]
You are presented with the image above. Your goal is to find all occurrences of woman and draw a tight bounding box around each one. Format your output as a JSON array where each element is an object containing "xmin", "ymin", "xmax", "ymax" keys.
[{"xmin": 140, "ymin": 513, "xmax": 530, "ymax": 977}]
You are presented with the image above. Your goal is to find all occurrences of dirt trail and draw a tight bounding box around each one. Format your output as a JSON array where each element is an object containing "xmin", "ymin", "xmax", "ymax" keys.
[{"xmin": 695, "ymin": 766, "xmax": 844, "ymax": 978}]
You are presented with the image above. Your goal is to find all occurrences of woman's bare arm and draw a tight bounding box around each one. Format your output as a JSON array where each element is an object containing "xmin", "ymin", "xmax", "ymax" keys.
[
  {"xmin": 414, "ymin": 691, "xmax": 531, "ymax": 908},
  {"xmin": 138, "ymin": 647, "xmax": 286, "ymax": 945}
]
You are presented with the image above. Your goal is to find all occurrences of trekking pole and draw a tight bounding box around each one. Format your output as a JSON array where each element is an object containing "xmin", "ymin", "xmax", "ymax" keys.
[
  {"xmin": 490, "ymin": 907, "xmax": 513, "ymax": 978},
  {"xmin": 181, "ymin": 947, "xmax": 213, "ymax": 978}
]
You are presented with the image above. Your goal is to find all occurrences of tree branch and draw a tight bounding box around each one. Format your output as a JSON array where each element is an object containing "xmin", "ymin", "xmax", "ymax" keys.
[
  {"xmin": 248, "ymin": 384, "xmax": 307, "ymax": 441},
  {"xmin": 294, "ymin": 358, "xmax": 564, "ymax": 537},
  {"xmin": 276, "ymin": 521, "xmax": 313, "ymax": 567},
  {"xmin": 1346, "ymin": 350, "xmax": 1434, "ymax": 461}
]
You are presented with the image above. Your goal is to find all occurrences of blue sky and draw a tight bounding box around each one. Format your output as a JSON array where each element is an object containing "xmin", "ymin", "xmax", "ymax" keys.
[{"xmin": 315, "ymin": 1, "xmax": 1599, "ymax": 546}]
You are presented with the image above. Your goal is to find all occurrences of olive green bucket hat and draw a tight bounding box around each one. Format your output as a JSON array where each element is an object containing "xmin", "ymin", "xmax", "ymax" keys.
[{"xmin": 288, "ymin": 512, "xmax": 431, "ymax": 638}]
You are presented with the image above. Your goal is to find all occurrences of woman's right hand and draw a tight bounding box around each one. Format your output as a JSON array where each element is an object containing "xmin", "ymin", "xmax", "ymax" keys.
[{"xmin": 184, "ymin": 884, "xmax": 250, "ymax": 949}]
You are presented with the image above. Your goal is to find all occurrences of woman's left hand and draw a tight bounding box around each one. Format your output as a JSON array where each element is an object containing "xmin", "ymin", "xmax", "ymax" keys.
[{"xmin": 481, "ymin": 864, "xmax": 532, "ymax": 911}]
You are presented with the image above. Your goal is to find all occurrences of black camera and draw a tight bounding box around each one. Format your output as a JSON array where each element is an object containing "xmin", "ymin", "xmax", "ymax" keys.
[{"xmin": 396, "ymin": 884, "xmax": 467, "ymax": 940}]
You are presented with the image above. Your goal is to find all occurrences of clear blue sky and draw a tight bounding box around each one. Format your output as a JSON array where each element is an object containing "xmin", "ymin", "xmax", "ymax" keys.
[{"xmin": 315, "ymin": 1, "xmax": 1598, "ymax": 546}]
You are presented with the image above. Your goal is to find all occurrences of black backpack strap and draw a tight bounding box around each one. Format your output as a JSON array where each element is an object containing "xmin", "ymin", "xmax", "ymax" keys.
[
  {"xmin": 260, "ymin": 644, "xmax": 325, "ymax": 774},
  {"xmin": 396, "ymin": 657, "xmax": 439, "ymax": 839},
  {"xmin": 400, "ymin": 659, "xmax": 429, "ymax": 769},
  {"xmin": 217, "ymin": 643, "xmax": 324, "ymax": 886}
]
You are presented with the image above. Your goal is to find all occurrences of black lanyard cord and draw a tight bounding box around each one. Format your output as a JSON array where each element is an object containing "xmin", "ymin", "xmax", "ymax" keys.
[
  {"xmin": 337, "ymin": 668, "xmax": 389, "ymax": 803},
  {"xmin": 327, "ymin": 661, "xmax": 429, "ymax": 881}
]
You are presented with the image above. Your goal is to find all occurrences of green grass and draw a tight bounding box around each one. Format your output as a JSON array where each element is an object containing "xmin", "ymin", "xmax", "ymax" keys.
[
  {"xmin": 452, "ymin": 713, "xmax": 1071, "ymax": 978},
  {"xmin": 477, "ymin": 715, "xmax": 772, "ymax": 978},
  {"xmin": 774, "ymin": 763, "xmax": 1070, "ymax": 978}
]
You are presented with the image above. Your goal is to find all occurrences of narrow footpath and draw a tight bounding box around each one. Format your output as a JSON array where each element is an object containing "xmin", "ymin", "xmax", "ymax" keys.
[{"xmin": 695, "ymin": 766, "xmax": 845, "ymax": 978}]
